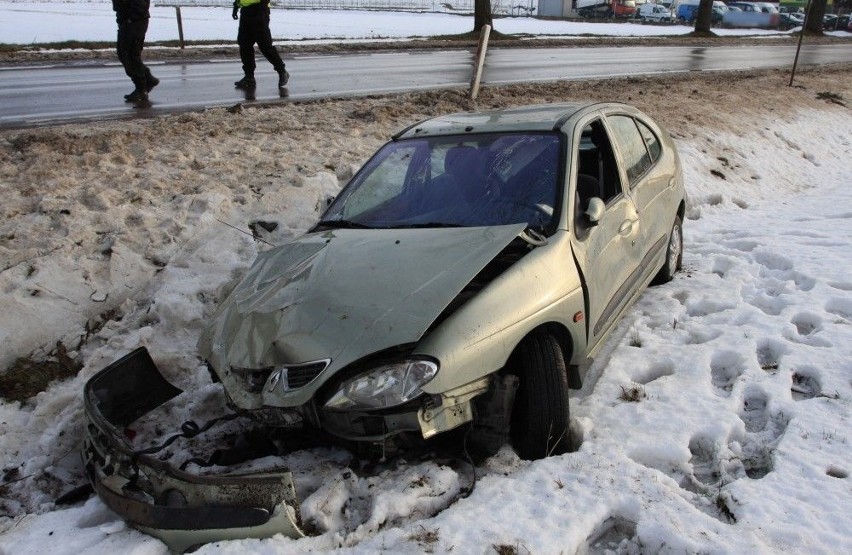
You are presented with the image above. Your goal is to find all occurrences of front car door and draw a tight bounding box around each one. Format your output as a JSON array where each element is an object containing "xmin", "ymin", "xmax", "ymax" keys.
[{"xmin": 566, "ymin": 113, "xmax": 642, "ymax": 354}]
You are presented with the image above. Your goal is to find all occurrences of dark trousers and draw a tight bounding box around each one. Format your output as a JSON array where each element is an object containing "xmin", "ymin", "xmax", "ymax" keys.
[
  {"xmin": 117, "ymin": 19, "xmax": 154, "ymax": 91},
  {"xmin": 237, "ymin": 5, "xmax": 285, "ymax": 77}
]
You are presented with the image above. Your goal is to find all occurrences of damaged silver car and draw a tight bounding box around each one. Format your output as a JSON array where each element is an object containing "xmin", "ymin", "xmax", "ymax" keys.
[{"xmin": 83, "ymin": 102, "xmax": 686, "ymax": 550}]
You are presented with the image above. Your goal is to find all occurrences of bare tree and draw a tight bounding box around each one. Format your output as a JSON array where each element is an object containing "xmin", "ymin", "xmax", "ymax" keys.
[
  {"xmin": 693, "ymin": 0, "xmax": 715, "ymax": 35},
  {"xmin": 474, "ymin": 0, "xmax": 494, "ymax": 33},
  {"xmin": 804, "ymin": 0, "xmax": 828, "ymax": 34}
]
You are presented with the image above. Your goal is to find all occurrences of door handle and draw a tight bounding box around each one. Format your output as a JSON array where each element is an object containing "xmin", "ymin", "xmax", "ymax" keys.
[{"xmin": 619, "ymin": 220, "xmax": 634, "ymax": 235}]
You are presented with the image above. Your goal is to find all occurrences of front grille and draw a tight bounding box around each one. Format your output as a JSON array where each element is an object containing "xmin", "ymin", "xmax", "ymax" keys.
[
  {"xmin": 232, "ymin": 359, "xmax": 330, "ymax": 393},
  {"xmin": 286, "ymin": 361, "xmax": 328, "ymax": 389}
]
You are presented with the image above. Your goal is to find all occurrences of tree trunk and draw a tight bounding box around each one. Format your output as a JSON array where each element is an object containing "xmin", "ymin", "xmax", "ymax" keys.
[
  {"xmin": 474, "ymin": 0, "xmax": 494, "ymax": 33},
  {"xmin": 804, "ymin": 0, "xmax": 827, "ymax": 35},
  {"xmin": 694, "ymin": 0, "xmax": 715, "ymax": 34}
]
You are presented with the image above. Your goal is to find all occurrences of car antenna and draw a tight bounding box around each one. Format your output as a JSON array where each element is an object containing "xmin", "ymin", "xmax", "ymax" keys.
[{"xmin": 215, "ymin": 218, "xmax": 276, "ymax": 247}]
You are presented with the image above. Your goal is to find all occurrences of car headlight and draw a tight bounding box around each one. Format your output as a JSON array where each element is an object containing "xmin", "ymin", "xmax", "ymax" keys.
[{"xmin": 324, "ymin": 359, "xmax": 438, "ymax": 411}]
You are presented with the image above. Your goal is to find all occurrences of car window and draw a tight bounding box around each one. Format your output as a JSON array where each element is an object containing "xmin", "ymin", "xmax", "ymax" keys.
[
  {"xmin": 636, "ymin": 119, "xmax": 661, "ymax": 164},
  {"xmin": 429, "ymin": 142, "xmax": 457, "ymax": 180},
  {"xmin": 335, "ymin": 143, "xmax": 421, "ymax": 218},
  {"xmin": 607, "ymin": 115, "xmax": 652, "ymax": 186},
  {"xmin": 322, "ymin": 133, "xmax": 562, "ymax": 231},
  {"xmin": 575, "ymin": 118, "xmax": 624, "ymax": 218}
]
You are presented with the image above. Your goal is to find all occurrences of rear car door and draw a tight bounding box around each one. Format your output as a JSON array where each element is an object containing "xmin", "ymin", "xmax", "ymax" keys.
[{"xmin": 605, "ymin": 111, "xmax": 675, "ymax": 282}]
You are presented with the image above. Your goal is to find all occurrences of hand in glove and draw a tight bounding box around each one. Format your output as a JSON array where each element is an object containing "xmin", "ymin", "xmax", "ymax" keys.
[{"xmin": 232, "ymin": 2, "xmax": 239, "ymax": 19}]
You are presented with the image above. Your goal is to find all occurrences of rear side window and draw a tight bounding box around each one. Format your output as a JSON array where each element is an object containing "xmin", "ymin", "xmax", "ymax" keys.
[
  {"xmin": 636, "ymin": 119, "xmax": 662, "ymax": 163},
  {"xmin": 608, "ymin": 115, "xmax": 652, "ymax": 186}
]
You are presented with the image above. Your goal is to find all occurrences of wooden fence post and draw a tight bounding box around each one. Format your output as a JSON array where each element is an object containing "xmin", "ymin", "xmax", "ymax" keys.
[
  {"xmin": 175, "ymin": 7, "xmax": 185, "ymax": 50},
  {"xmin": 469, "ymin": 24, "xmax": 491, "ymax": 100}
]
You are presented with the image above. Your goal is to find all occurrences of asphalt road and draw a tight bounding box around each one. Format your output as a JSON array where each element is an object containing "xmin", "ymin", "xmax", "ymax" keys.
[{"xmin": 1, "ymin": 44, "xmax": 850, "ymax": 129}]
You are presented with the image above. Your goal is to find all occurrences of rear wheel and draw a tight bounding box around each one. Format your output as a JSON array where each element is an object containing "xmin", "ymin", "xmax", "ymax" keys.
[
  {"xmin": 653, "ymin": 214, "xmax": 683, "ymax": 285},
  {"xmin": 510, "ymin": 332, "xmax": 571, "ymax": 460}
]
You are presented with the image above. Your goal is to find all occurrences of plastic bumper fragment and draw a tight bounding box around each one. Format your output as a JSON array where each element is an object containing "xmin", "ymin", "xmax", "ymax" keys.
[{"xmin": 82, "ymin": 347, "xmax": 305, "ymax": 552}]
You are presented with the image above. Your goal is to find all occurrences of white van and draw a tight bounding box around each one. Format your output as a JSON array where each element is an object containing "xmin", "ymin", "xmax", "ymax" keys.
[{"xmin": 638, "ymin": 2, "xmax": 673, "ymax": 22}]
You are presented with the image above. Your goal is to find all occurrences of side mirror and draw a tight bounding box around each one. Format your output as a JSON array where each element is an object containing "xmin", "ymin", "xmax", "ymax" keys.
[{"xmin": 584, "ymin": 197, "xmax": 605, "ymax": 227}]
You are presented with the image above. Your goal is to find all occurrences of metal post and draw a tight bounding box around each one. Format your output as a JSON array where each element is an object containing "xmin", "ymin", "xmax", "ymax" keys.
[
  {"xmin": 175, "ymin": 6, "xmax": 185, "ymax": 50},
  {"xmin": 789, "ymin": 0, "xmax": 813, "ymax": 87},
  {"xmin": 470, "ymin": 24, "xmax": 491, "ymax": 100}
]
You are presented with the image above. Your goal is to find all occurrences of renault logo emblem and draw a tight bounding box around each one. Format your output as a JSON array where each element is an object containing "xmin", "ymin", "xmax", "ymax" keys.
[{"xmin": 267, "ymin": 368, "xmax": 289, "ymax": 392}]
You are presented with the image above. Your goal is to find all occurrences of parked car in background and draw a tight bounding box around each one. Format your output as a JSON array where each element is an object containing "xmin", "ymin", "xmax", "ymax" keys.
[
  {"xmin": 825, "ymin": 13, "xmax": 851, "ymax": 31},
  {"xmin": 712, "ymin": 3, "xmax": 728, "ymax": 23},
  {"xmin": 723, "ymin": 1, "xmax": 780, "ymax": 27},
  {"xmin": 578, "ymin": 0, "xmax": 638, "ymax": 17},
  {"xmin": 639, "ymin": 2, "xmax": 674, "ymax": 22},
  {"xmin": 778, "ymin": 11, "xmax": 805, "ymax": 30},
  {"xmin": 83, "ymin": 102, "xmax": 687, "ymax": 550},
  {"xmin": 754, "ymin": 2, "xmax": 780, "ymax": 13},
  {"xmin": 674, "ymin": 0, "xmax": 727, "ymax": 24}
]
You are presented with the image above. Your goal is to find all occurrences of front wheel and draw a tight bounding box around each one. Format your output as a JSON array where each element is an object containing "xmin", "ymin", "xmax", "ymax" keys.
[
  {"xmin": 653, "ymin": 214, "xmax": 683, "ymax": 285},
  {"xmin": 510, "ymin": 332, "xmax": 571, "ymax": 460}
]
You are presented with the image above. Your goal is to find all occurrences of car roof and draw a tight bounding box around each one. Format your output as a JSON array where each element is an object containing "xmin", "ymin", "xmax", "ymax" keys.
[{"xmin": 394, "ymin": 102, "xmax": 619, "ymax": 139}]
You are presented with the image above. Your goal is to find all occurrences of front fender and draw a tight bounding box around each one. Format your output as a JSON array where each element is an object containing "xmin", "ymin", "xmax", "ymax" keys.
[{"xmin": 417, "ymin": 232, "xmax": 586, "ymax": 394}]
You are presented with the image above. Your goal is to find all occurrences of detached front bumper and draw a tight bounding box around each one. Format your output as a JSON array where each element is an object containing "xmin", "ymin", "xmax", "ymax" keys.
[{"xmin": 82, "ymin": 347, "xmax": 305, "ymax": 553}]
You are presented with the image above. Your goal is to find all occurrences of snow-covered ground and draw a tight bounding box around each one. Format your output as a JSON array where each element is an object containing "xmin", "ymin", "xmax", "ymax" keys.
[{"xmin": 2, "ymin": 4, "xmax": 852, "ymax": 555}]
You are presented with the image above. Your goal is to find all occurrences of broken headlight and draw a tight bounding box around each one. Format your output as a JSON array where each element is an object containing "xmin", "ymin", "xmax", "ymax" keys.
[{"xmin": 324, "ymin": 359, "xmax": 438, "ymax": 411}]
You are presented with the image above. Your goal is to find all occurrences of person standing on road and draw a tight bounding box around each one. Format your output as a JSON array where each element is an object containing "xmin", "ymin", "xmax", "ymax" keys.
[
  {"xmin": 232, "ymin": 0, "xmax": 289, "ymax": 90},
  {"xmin": 113, "ymin": 0, "xmax": 158, "ymax": 103}
]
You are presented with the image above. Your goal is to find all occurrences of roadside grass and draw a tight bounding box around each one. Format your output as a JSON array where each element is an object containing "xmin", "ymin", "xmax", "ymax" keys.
[
  {"xmin": 619, "ymin": 384, "xmax": 647, "ymax": 402},
  {"xmin": 0, "ymin": 342, "xmax": 81, "ymax": 403}
]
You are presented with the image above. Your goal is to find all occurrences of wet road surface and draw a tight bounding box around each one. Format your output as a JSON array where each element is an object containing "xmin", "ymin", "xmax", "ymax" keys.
[{"xmin": 1, "ymin": 44, "xmax": 849, "ymax": 128}]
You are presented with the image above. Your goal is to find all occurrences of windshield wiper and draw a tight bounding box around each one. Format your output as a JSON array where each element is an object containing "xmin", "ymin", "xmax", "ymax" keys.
[
  {"xmin": 317, "ymin": 219, "xmax": 373, "ymax": 229},
  {"xmin": 520, "ymin": 226, "xmax": 548, "ymax": 247}
]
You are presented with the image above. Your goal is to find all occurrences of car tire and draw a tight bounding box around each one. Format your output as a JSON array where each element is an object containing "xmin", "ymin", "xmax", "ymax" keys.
[
  {"xmin": 510, "ymin": 331, "xmax": 571, "ymax": 460},
  {"xmin": 653, "ymin": 214, "xmax": 683, "ymax": 285}
]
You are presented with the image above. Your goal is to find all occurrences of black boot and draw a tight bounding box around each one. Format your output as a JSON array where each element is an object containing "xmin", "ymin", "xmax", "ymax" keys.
[
  {"xmin": 234, "ymin": 76, "xmax": 256, "ymax": 89},
  {"xmin": 278, "ymin": 69, "xmax": 289, "ymax": 89},
  {"xmin": 124, "ymin": 89, "xmax": 148, "ymax": 102},
  {"xmin": 146, "ymin": 76, "xmax": 160, "ymax": 93}
]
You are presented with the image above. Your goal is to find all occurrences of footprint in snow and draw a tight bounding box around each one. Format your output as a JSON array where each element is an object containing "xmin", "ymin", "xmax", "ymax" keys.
[
  {"xmin": 710, "ymin": 350, "xmax": 745, "ymax": 396},
  {"xmin": 739, "ymin": 388, "xmax": 769, "ymax": 433},
  {"xmin": 790, "ymin": 368, "xmax": 822, "ymax": 401},
  {"xmin": 756, "ymin": 338, "xmax": 786, "ymax": 373},
  {"xmin": 827, "ymin": 281, "xmax": 852, "ymax": 292},
  {"xmin": 685, "ymin": 328, "xmax": 723, "ymax": 345},
  {"xmin": 634, "ymin": 360, "xmax": 675, "ymax": 386},
  {"xmin": 686, "ymin": 435, "xmax": 718, "ymax": 490},
  {"xmin": 581, "ymin": 515, "xmax": 639, "ymax": 555},
  {"xmin": 784, "ymin": 312, "xmax": 832, "ymax": 348},
  {"xmin": 723, "ymin": 238, "xmax": 759, "ymax": 253},
  {"xmin": 734, "ymin": 409, "xmax": 790, "ymax": 480},
  {"xmin": 712, "ymin": 256, "xmax": 736, "ymax": 278},
  {"xmin": 825, "ymin": 297, "xmax": 852, "ymax": 321}
]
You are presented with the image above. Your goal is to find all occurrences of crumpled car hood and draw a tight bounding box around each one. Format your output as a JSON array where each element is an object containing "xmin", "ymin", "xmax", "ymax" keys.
[{"xmin": 197, "ymin": 224, "xmax": 526, "ymax": 393}]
